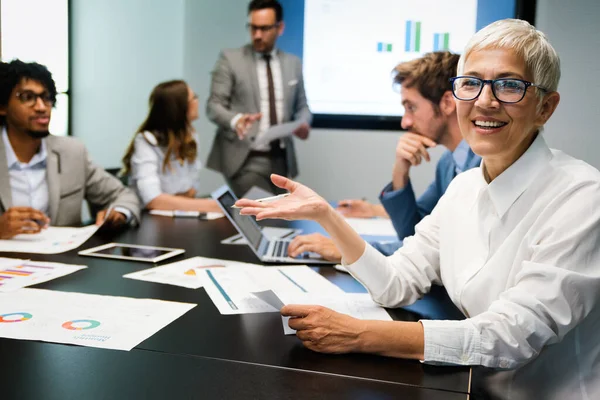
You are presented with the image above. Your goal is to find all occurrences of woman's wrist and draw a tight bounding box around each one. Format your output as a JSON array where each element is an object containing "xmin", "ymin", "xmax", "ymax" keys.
[{"xmin": 316, "ymin": 203, "xmax": 340, "ymax": 229}]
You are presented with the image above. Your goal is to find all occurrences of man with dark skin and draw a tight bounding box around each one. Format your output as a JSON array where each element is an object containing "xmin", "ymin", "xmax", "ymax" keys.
[{"xmin": 0, "ymin": 60, "xmax": 140, "ymax": 239}]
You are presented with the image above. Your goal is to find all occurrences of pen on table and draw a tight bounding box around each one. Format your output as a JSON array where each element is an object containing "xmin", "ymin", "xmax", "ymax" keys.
[
  {"xmin": 338, "ymin": 197, "xmax": 367, "ymax": 207},
  {"xmin": 231, "ymin": 193, "xmax": 290, "ymax": 208}
]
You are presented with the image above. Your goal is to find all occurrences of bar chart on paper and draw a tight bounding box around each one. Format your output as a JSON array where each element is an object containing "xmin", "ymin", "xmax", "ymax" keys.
[{"xmin": 0, "ymin": 258, "xmax": 87, "ymax": 292}]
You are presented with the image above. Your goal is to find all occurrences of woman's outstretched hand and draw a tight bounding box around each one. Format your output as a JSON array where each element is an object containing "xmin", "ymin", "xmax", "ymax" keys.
[{"xmin": 235, "ymin": 174, "xmax": 331, "ymax": 223}]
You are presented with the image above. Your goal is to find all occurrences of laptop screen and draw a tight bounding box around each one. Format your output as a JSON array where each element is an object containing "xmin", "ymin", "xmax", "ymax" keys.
[{"xmin": 216, "ymin": 189, "xmax": 264, "ymax": 251}]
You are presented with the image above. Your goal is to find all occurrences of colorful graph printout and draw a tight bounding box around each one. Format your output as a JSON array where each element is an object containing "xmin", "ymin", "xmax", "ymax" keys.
[
  {"xmin": 0, "ymin": 225, "xmax": 99, "ymax": 254},
  {"xmin": 123, "ymin": 256, "xmax": 262, "ymax": 289},
  {"xmin": 0, "ymin": 258, "xmax": 86, "ymax": 292},
  {"xmin": 0, "ymin": 289, "xmax": 196, "ymax": 351}
]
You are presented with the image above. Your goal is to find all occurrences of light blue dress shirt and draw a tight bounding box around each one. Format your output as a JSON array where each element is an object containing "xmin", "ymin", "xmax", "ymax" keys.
[
  {"xmin": 129, "ymin": 132, "xmax": 202, "ymax": 207},
  {"xmin": 2, "ymin": 129, "xmax": 49, "ymax": 214},
  {"xmin": 2, "ymin": 128, "xmax": 132, "ymax": 223},
  {"xmin": 373, "ymin": 140, "xmax": 482, "ymax": 255}
]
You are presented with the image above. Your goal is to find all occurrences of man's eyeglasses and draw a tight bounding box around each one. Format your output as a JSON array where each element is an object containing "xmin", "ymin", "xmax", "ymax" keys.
[
  {"xmin": 246, "ymin": 23, "xmax": 279, "ymax": 33},
  {"xmin": 15, "ymin": 91, "xmax": 55, "ymax": 107},
  {"xmin": 450, "ymin": 76, "xmax": 548, "ymax": 104}
]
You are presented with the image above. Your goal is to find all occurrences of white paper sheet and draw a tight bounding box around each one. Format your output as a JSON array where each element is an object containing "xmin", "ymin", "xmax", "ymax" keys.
[
  {"xmin": 123, "ymin": 256, "xmax": 262, "ymax": 289},
  {"xmin": 220, "ymin": 227, "xmax": 301, "ymax": 245},
  {"xmin": 251, "ymin": 290, "xmax": 295, "ymax": 335},
  {"xmin": 344, "ymin": 217, "xmax": 397, "ymax": 237},
  {"xmin": 149, "ymin": 210, "xmax": 224, "ymax": 220},
  {"xmin": 253, "ymin": 120, "xmax": 303, "ymax": 148},
  {"xmin": 0, "ymin": 258, "xmax": 87, "ymax": 292},
  {"xmin": 0, "ymin": 225, "xmax": 99, "ymax": 254},
  {"xmin": 0, "ymin": 288, "xmax": 195, "ymax": 351},
  {"xmin": 276, "ymin": 291, "xmax": 392, "ymax": 335},
  {"xmin": 198, "ymin": 266, "xmax": 343, "ymax": 315}
]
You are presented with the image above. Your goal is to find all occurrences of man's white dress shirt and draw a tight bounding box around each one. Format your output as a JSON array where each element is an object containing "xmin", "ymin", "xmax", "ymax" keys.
[{"xmin": 230, "ymin": 49, "xmax": 284, "ymax": 152}]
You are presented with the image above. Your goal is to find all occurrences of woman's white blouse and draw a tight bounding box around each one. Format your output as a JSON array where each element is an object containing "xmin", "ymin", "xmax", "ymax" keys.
[
  {"xmin": 345, "ymin": 134, "xmax": 600, "ymax": 399},
  {"xmin": 129, "ymin": 132, "xmax": 202, "ymax": 206}
]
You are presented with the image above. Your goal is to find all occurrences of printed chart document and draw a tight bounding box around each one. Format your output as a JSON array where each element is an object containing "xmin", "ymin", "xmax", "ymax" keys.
[
  {"xmin": 123, "ymin": 256, "xmax": 262, "ymax": 289},
  {"xmin": 0, "ymin": 225, "xmax": 99, "ymax": 254},
  {"xmin": 253, "ymin": 120, "xmax": 303, "ymax": 148},
  {"xmin": 221, "ymin": 227, "xmax": 301, "ymax": 245},
  {"xmin": 344, "ymin": 217, "xmax": 397, "ymax": 238},
  {"xmin": 198, "ymin": 266, "xmax": 343, "ymax": 315},
  {"xmin": 0, "ymin": 258, "xmax": 87, "ymax": 292},
  {"xmin": 0, "ymin": 288, "xmax": 195, "ymax": 351},
  {"xmin": 267, "ymin": 290, "xmax": 392, "ymax": 335}
]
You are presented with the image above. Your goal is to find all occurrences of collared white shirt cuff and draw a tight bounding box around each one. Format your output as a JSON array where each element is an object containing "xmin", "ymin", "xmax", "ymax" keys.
[
  {"xmin": 420, "ymin": 319, "xmax": 483, "ymax": 366},
  {"xmin": 230, "ymin": 113, "xmax": 243, "ymax": 131},
  {"xmin": 342, "ymin": 243, "xmax": 394, "ymax": 298},
  {"xmin": 113, "ymin": 206, "xmax": 133, "ymax": 224}
]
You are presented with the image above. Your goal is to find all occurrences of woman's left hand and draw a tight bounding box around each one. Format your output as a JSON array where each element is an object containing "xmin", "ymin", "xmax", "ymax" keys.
[
  {"xmin": 282, "ymin": 304, "xmax": 365, "ymax": 354},
  {"xmin": 235, "ymin": 174, "xmax": 331, "ymax": 223}
]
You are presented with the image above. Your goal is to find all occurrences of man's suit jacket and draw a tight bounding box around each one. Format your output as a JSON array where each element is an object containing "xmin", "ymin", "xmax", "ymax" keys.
[
  {"xmin": 0, "ymin": 135, "xmax": 141, "ymax": 226},
  {"xmin": 206, "ymin": 45, "xmax": 312, "ymax": 179}
]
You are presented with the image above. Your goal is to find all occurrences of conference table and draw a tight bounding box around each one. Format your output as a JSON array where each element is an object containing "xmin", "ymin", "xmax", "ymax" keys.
[{"xmin": 0, "ymin": 214, "xmax": 475, "ymax": 399}]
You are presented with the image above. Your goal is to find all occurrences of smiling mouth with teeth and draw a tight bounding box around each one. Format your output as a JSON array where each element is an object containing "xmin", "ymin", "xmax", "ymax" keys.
[{"xmin": 474, "ymin": 120, "xmax": 508, "ymax": 129}]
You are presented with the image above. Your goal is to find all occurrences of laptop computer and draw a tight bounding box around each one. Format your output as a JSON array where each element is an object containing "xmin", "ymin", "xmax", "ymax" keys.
[{"xmin": 212, "ymin": 185, "xmax": 335, "ymax": 264}]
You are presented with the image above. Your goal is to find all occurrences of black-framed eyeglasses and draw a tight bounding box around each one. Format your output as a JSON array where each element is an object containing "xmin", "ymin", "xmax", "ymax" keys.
[
  {"xmin": 15, "ymin": 90, "xmax": 55, "ymax": 107},
  {"xmin": 450, "ymin": 76, "xmax": 548, "ymax": 104},
  {"xmin": 246, "ymin": 22, "xmax": 279, "ymax": 33}
]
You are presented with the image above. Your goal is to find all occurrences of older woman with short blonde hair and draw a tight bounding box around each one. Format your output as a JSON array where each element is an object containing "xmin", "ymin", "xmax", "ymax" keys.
[{"xmin": 236, "ymin": 19, "xmax": 600, "ymax": 399}]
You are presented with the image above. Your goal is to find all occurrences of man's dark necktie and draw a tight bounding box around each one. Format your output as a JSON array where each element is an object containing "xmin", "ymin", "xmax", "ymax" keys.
[{"xmin": 263, "ymin": 54, "xmax": 278, "ymax": 127}]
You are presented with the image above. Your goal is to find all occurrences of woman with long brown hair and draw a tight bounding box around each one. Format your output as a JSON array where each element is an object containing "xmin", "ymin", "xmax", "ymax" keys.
[{"xmin": 122, "ymin": 80, "xmax": 219, "ymax": 212}]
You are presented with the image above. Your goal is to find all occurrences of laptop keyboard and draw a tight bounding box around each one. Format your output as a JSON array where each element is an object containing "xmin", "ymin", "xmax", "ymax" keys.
[{"xmin": 272, "ymin": 240, "xmax": 290, "ymax": 258}]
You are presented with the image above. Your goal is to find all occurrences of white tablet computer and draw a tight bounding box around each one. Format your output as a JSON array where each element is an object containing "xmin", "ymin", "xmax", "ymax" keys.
[{"xmin": 78, "ymin": 243, "xmax": 184, "ymax": 263}]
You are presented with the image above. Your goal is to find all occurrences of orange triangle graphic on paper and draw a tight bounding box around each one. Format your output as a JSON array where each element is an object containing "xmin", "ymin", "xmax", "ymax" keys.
[{"xmin": 184, "ymin": 269, "xmax": 197, "ymax": 276}]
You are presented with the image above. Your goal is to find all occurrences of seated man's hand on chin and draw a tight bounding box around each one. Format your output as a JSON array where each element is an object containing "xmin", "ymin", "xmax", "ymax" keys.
[
  {"xmin": 0, "ymin": 207, "xmax": 50, "ymax": 239},
  {"xmin": 288, "ymin": 233, "xmax": 342, "ymax": 263},
  {"xmin": 95, "ymin": 209, "xmax": 127, "ymax": 229}
]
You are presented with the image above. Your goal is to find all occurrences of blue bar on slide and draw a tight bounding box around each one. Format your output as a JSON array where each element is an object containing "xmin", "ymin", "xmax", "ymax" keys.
[
  {"xmin": 405, "ymin": 20, "xmax": 412, "ymax": 52},
  {"xmin": 434, "ymin": 33, "xmax": 440, "ymax": 51},
  {"xmin": 377, "ymin": 42, "xmax": 383, "ymax": 52}
]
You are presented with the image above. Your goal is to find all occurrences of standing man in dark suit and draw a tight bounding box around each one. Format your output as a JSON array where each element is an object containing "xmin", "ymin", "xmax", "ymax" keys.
[{"xmin": 206, "ymin": 0, "xmax": 312, "ymax": 196}]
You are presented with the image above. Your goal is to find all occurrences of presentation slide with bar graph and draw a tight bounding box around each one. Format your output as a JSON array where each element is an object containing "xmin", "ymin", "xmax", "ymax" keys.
[{"xmin": 279, "ymin": 0, "xmax": 516, "ymax": 117}]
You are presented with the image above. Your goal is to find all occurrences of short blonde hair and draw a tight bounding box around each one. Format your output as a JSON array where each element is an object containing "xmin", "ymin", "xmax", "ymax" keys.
[{"xmin": 458, "ymin": 19, "xmax": 560, "ymax": 93}]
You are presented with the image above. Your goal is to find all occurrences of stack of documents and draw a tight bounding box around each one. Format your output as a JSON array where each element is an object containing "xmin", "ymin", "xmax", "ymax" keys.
[{"xmin": 197, "ymin": 266, "xmax": 344, "ymax": 315}]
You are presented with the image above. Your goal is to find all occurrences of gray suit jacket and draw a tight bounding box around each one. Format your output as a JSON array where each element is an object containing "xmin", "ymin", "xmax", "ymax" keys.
[
  {"xmin": 0, "ymin": 135, "xmax": 141, "ymax": 226},
  {"xmin": 206, "ymin": 45, "xmax": 312, "ymax": 178}
]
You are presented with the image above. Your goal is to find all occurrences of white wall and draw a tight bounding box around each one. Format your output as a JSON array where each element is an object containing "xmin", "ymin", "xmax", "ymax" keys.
[
  {"xmin": 183, "ymin": 0, "xmax": 248, "ymax": 194},
  {"xmin": 70, "ymin": 0, "xmax": 600, "ymax": 199},
  {"xmin": 71, "ymin": 0, "xmax": 185, "ymax": 168},
  {"xmin": 535, "ymin": 0, "xmax": 600, "ymax": 169}
]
